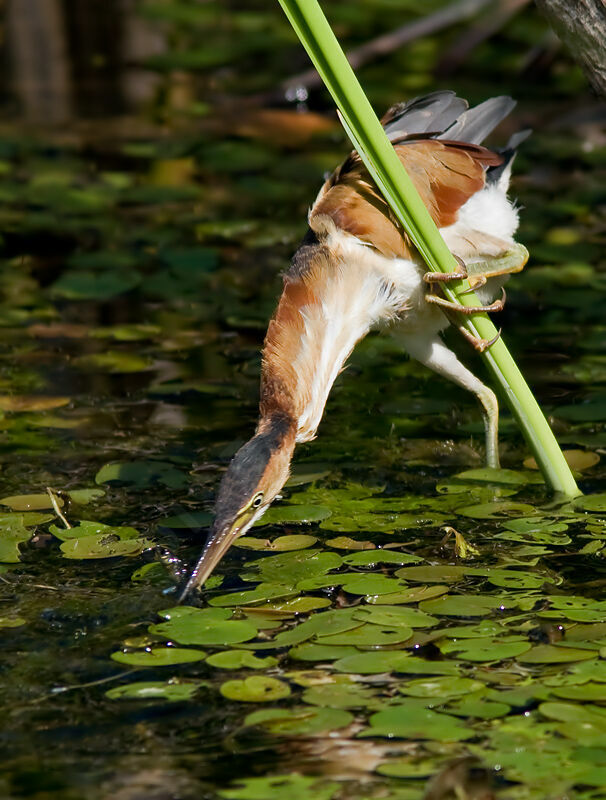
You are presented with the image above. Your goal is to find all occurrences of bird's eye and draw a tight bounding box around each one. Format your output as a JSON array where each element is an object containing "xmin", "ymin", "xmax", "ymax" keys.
[{"xmin": 251, "ymin": 492, "xmax": 264, "ymax": 509}]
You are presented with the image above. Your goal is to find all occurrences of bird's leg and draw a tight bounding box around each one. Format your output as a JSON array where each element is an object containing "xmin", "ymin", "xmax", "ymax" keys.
[{"xmin": 399, "ymin": 335, "xmax": 500, "ymax": 468}]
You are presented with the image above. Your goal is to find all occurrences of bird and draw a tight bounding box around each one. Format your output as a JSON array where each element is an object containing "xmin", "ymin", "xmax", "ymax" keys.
[{"xmin": 181, "ymin": 91, "xmax": 529, "ymax": 598}]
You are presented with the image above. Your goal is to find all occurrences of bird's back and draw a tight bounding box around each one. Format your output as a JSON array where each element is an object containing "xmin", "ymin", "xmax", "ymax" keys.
[{"xmin": 307, "ymin": 91, "xmax": 517, "ymax": 261}]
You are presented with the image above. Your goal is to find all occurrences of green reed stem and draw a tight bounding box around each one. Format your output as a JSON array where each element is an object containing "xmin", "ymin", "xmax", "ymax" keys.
[{"xmin": 277, "ymin": 0, "xmax": 579, "ymax": 497}]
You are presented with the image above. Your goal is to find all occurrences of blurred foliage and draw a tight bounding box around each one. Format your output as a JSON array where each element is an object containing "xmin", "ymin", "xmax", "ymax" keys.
[{"xmin": 0, "ymin": 1, "xmax": 605, "ymax": 800}]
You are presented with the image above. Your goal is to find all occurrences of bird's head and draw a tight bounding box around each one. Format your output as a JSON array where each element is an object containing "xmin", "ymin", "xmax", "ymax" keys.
[{"xmin": 180, "ymin": 413, "xmax": 296, "ymax": 599}]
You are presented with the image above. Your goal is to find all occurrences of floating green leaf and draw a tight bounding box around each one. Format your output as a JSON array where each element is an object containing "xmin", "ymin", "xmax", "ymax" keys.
[
  {"xmin": 518, "ymin": 646, "xmax": 597, "ymax": 664},
  {"xmin": 419, "ymin": 595, "xmax": 514, "ymax": 617},
  {"xmin": 333, "ymin": 652, "xmax": 460, "ymax": 676},
  {"xmin": 150, "ymin": 607, "xmax": 258, "ymax": 645},
  {"xmin": 235, "ymin": 534, "xmax": 318, "ymax": 551},
  {"xmin": 244, "ymin": 706, "xmax": 353, "ymax": 736},
  {"xmin": 111, "ymin": 647, "xmax": 206, "ymax": 666},
  {"xmin": 219, "ymin": 775, "xmax": 339, "ymax": 800},
  {"xmin": 106, "ymin": 681, "xmax": 202, "ymax": 701},
  {"xmin": 342, "ymin": 551, "xmax": 421, "ymax": 567},
  {"xmin": 206, "ymin": 651, "xmax": 278, "ymax": 670},
  {"xmin": 302, "ymin": 682, "xmax": 381, "ymax": 709},
  {"xmin": 360, "ymin": 703, "xmax": 473, "ymax": 741},
  {"xmin": 439, "ymin": 637, "xmax": 531, "ymax": 662},
  {"xmin": 220, "ymin": 676, "xmax": 290, "ymax": 702},
  {"xmin": 316, "ymin": 622, "xmax": 412, "ymax": 647},
  {"xmin": 95, "ymin": 461, "xmax": 187, "ymax": 489},
  {"xmin": 157, "ymin": 511, "xmax": 213, "ymax": 529},
  {"xmin": 254, "ymin": 504, "xmax": 331, "ymax": 526},
  {"xmin": 243, "ymin": 550, "xmax": 342, "ymax": 586},
  {"xmin": 352, "ymin": 605, "xmax": 438, "ymax": 629}
]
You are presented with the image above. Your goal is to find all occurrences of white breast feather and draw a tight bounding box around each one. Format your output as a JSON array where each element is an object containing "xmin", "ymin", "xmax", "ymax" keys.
[{"xmin": 295, "ymin": 232, "xmax": 417, "ymax": 442}]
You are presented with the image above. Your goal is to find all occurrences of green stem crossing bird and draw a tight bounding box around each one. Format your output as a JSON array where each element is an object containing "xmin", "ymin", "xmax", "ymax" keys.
[{"xmin": 181, "ymin": 91, "xmax": 529, "ymax": 598}]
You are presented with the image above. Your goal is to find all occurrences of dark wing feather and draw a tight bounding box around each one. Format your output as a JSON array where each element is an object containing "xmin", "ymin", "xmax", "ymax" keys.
[
  {"xmin": 382, "ymin": 91, "xmax": 468, "ymax": 141},
  {"xmin": 437, "ymin": 96, "xmax": 516, "ymax": 145}
]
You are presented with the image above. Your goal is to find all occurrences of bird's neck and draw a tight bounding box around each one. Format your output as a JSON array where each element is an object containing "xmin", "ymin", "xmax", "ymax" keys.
[{"xmin": 260, "ymin": 236, "xmax": 396, "ymax": 443}]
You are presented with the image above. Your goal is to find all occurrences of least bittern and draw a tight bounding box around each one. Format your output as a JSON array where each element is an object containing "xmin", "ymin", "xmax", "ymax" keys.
[{"xmin": 181, "ymin": 91, "xmax": 528, "ymax": 597}]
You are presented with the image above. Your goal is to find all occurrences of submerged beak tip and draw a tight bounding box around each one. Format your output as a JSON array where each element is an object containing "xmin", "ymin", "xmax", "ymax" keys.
[{"xmin": 179, "ymin": 515, "xmax": 242, "ymax": 603}]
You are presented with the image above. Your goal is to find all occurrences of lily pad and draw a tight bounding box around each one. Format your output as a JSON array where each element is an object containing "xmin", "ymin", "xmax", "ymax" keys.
[
  {"xmin": 439, "ymin": 637, "xmax": 532, "ymax": 662},
  {"xmin": 333, "ymin": 652, "xmax": 460, "ymax": 675},
  {"xmin": 60, "ymin": 533, "xmax": 151, "ymax": 559},
  {"xmin": 576, "ymin": 494, "xmax": 606, "ymax": 513},
  {"xmin": 157, "ymin": 511, "xmax": 213, "ymax": 529},
  {"xmin": 315, "ymin": 622, "xmax": 412, "ymax": 647},
  {"xmin": 456, "ymin": 501, "xmax": 538, "ymax": 519},
  {"xmin": 235, "ymin": 534, "xmax": 318, "ymax": 551},
  {"xmin": 254, "ymin": 505, "xmax": 331, "ymax": 526},
  {"xmin": 106, "ymin": 681, "xmax": 202, "ymax": 701},
  {"xmin": 341, "ymin": 574, "xmax": 408, "ymax": 596},
  {"xmin": 111, "ymin": 647, "xmax": 206, "ymax": 666},
  {"xmin": 342, "ymin": 551, "xmax": 421, "ymax": 567},
  {"xmin": 359, "ymin": 703, "xmax": 473, "ymax": 741},
  {"xmin": 399, "ymin": 677, "xmax": 484, "ymax": 698},
  {"xmin": 325, "ymin": 537, "xmax": 375, "ymax": 550},
  {"xmin": 244, "ymin": 706, "xmax": 353, "ymax": 735},
  {"xmin": 518, "ymin": 645, "xmax": 597, "ymax": 664},
  {"xmin": 395, "ymin": 565, "xmax": 468, "ymax": 583},
  {"xmin": 454, "ymin": 468, "xmax": 543, "ymax": 485},
  {"xmin": 302, "ymin": 682, "xmax": 381, "ymax": 709},
  {"xmin": 419, "ymin": 595, "xmax": 513, "ymax": 617},
  {"xmin": 150, "ymin": 608, "xmax": 258, "ymax": 645},
  {"xmin": 209, "ymin": 584, "xmax": 297, "ymax": 607},
  {"xmin": 206, "ymin": 651, "xmax": 278, "ymax": 670},
  {"xmin": 367, "ymin": 585, "xmax": 449, "ymax": 604},
  {"xmin": 219, "ymin": 775, "xmax": 339, "ymax": 800},
  {"xmin": 0, "ymin": 493, "xmax": 61, "ymax": 511},
  {"xmin": 446, "ymin": 695, "xmax": 511, "ymax": 719},
  {"xmin": 50, "ymin": 520, "xmax": 140, "ymax": 541},
  {"xmin": 352, "ymin": 605, "xmax": 438, "ymax": 629},
  {"xmin": 220, "ymin": 676, "xmax": 290, "ymax": 702},
  {"xmin": 242, "ymin": 550, "xmax": 342, "ymax": 586},
  {"xmin": 288, "ymin": 643, "xmax": 360, "ymax": 662},
  {"xmin": 95, "ymin": 460, "xmax": 187, "ymax": 489}
]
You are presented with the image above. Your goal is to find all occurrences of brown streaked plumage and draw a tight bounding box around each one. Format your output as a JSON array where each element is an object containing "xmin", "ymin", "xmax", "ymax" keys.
[{"xmin": 180, "ymin": 91, "xmax": 529, "ymax": 599}]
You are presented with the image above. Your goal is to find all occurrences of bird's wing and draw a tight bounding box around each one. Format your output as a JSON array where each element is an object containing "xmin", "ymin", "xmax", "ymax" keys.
[{"xmin": 309, "ymin": 139, "xmax": 502, "ymax": 258}]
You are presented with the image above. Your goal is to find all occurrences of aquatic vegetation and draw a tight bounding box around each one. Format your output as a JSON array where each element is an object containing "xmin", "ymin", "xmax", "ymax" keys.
[{"xmin": 1, "ymin": 1, "xmax": 606, "ymax": 798}]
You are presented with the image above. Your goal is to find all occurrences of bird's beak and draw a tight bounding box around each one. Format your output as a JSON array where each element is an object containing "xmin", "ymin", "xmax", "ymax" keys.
[{"xmin": 178, "ymin": 508, "xmax": 255, "ymax": 602}]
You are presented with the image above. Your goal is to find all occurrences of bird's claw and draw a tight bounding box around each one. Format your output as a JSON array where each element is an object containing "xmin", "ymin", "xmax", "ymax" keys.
[
  {"xmin": 458, "ymin": 326, "xmax": 502, "ymax": 353},
  {"xmin": 423, "ymin": 255, "xmax": 468, "ymax": 285},
  {"xmin": 425, "ymin": 287, "xmax": 507, "ymax": 315}
]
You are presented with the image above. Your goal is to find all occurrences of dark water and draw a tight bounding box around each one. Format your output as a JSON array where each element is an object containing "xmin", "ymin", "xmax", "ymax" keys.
[{"xmin": 1, "ymin": 2, "xmax": 606, "ymax": 799}]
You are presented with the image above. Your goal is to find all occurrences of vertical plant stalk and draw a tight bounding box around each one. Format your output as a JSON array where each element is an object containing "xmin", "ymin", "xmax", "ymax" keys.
[{"xmin": 277, "ymin": 0, "xmax": 579, "ymax": 497}]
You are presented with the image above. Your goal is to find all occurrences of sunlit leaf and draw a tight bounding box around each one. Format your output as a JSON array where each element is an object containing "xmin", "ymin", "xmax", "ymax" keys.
[
  {"xmin": 150, "ymin": 607, "xmax": 258, "ymax": 645},
  {"xmin": 220, "ymin": 676, "xmax": 290, "ymax": 702},
  {"xmin": 106, "ymin": 681, "xmax": 203, "ymax": 701},
  {"xmin": 219, "ymin": 774, "xmax": 339, "ymax": 800},
  {"xmin": 359, "ymin": 703, "xmax": 473, "ymax": 741},
  {"xmin": 206, "ymin": 651, "xmax": 278, "ymax": 670},
  {"xmin": 244, "ymin": 706, "xmax": 353, "ymax": 735},
  {"xmin": 111, "ymin": 647, "xmax": 206, "ymax": 666}
]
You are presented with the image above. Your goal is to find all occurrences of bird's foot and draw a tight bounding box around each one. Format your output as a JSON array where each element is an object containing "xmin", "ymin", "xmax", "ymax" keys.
[
  {"xmin": 423, "ymin": 255, "xmax": 468, "ymax": 285},
  {"xmin": 457, "ymin": 325, "xmax": 502, "ymax": 353},
  {"xmin": 425, "ymin": 287, "xmax": 506, "ymax": 316}
]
